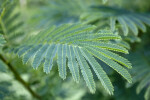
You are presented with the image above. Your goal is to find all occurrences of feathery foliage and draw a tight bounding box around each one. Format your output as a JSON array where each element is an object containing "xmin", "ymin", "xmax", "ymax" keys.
[
  {"xmin": 0, "ymin": 81, "xmax": 12, "ymax": 100},
  {"xmin": 0, "ymin": 0, "xmax": 24, "ymax": 46},
  {"xmin": 32, "ymin": 0, "xmax": 150, "ymax": 37},
  {"xmin": 126, "ymin": 53, "xmax": 150, "ymax": 100},
  {"xmin": 0, "ymin": 0, "xmax": 150, "ymax": 99},
  {"xmin": 13, "ymin": 23, "xmax": 132, "ymax": 94},
  {"xmin": 80, "ymin": 6, "xmax": 150, "ymax": 36},
  {"xmin": 29, "ymin": 0, "xmax": 101, "ymax": 27}
]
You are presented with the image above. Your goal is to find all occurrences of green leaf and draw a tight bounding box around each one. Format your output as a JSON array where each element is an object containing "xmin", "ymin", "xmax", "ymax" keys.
[
  {"xmin": 122, "ymin": 16, "xmax": 138, "ymax": 36},
  {"xmin": 32, "ymin": 44, "xmax": 49, "ymax": 69},
  {"xmin": 74, "ymin": 41, "xmax": 128, "ymax": 54},
  {"xmin": 80, "ymin": 48, "xmax": 114, "ymax": 95},
  {"xmin": 13, "ymin": 23, "xmax": 131, "ymax": 94},
  {"xmin": 85, "ymin": 46, "xmax": 132, "ymax": 83},
  {"xmin": 23, "ymin": 44, "xmax": 42, "ymax": 64},
  {"xmin": 17, "ymin": 45, "xmax": 33, "ymax": 57},
  {"xmin": 90, "ymin": 47, "xmax": 132, "ymax": 69},
  {"xmin": 127, "ymin": 15, "xmax": 146, "ymax": 32},
  {"xmin": 116, "ymin": 40, "xmax": 130, "ymax": 50},
  {"xmin": 44, "ymin": 44, "xmax": 57, "ymax": 74},
  {"xmin": 145, "ymin": 86, "xmax": 150, "ymax": 100},
  {"xmin": 74, "ymin": 47, "xmax": 95, "ymax": 93},
  {"xmin": 82, "ymin": 6, "xmax": 150, "ymax": 36},
  {"xmin": 135, "ymin": 14, "xmax": 150, "ymax": 26},
  {"xmin": 117, "ymin": 17, "xmax": 129, "ymax": 36},
  {"xmin": 57, "ymin": 44, "xmax": 67, "ymax": 79},
  {"xmin": 60, "ymin": 33, "xmax": 121, "ymax": 43},
  {"xmin": 0, "ymin": 1, "xmax": 24, "ymax": 45},
  {"xmin": 136, "ymin": 73, "xmax": 150, "ymax": 94},
  {"xmin": 67, "ymin": 45, "xmax": 80, "ymax": 83},
  {"xmin": 110, "ymin": 17, "xmax": 116, "ymax": 31},
  {"xmin": 126, "ymin": 53, "xmax": 150, "ymax": 98}
]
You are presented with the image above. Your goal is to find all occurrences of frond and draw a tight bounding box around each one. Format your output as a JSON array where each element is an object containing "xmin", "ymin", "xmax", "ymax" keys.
[
  {"xmin": 74, "ymin": 47, "xmax": 95, "ymax": 93},
  {"xmin": 66, "ymin": 45, "xmax": 80, "ymax": 83},
  {"xmin": 145, "ymin": 86, "xmax": 150, "ymax": 100},
  {"xmin": 0, "ymin": 0, "xmax": 24, "ymax": 45},
  {"xmin": 13, "ymin": 23, "xmax": 132, "ymax": 94},
  {"xmin": 80, "ymin": 6, "xmax": 150, "ymax": 36},
  {"xmin": 126, "ymin": 53, "xmax": 150, "ymax": 100},
  {"xmin": 115, "ymin": 40, "xmax": 130, "ymax": 50},
  {"xmin": 29, "ymin": 0, "xmax": 103, "ymax": 26},
  {"xmin": 57, "ymin": 44, "xmax": 67, "ymax": 79},
  {"xmin": 80, "ymin": 48, "xmax": 114, "ymax": 94},
  {"xmin": 85, "ymin": 46, "xmax": 132, "ymax": 83}
]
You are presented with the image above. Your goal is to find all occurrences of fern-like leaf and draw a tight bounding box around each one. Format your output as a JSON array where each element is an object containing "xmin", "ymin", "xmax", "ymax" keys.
[
  {"xmin": 80, "ymin": 48, "xmax": 114, "ymax": 94},
  {"xmin": 13, "ymin": 23, "xmax": 132, "ymax": 94},
  {"xmin": 81, "ymin": 6, "xmax": 150, "ymax": 36},
  {"xmin": 74, "ymin": 47, "xmax": 95, "ymax": 93},
  {"xmin": 126, "ymin": 53, "xmax": 150, "ymax": 100},
  {"xmin": 0, "ymin": 0, "xmax": 24, "ymax": 45},
  {"xmin": 57, "ymin": 44, "xmax": 67, "ymax": 79},
  {"xmin": 67, "ymin": 45, "xmax": 80, "ymax": 83}
]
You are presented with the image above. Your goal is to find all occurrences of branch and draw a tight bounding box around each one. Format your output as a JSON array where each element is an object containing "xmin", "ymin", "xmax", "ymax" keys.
[{"xmin": 0, "ymin": 54, "xmax": 41, "ymax": 100}]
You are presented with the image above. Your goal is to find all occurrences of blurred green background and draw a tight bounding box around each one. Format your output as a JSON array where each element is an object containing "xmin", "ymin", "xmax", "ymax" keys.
[{"xmin": 0, "ymin": 0, "xmax": 150, "ymax": 100}]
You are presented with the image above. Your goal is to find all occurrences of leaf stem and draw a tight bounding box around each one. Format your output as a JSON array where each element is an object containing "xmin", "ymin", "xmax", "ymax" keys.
[{"xmin": 0, "ymin": 54, "xmax": 41, "ymax": 100}]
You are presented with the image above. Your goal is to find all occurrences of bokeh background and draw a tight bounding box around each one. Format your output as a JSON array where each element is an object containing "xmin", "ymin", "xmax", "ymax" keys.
[{"xmin": 0, "ymin": 0, "xmax": 150, "ymax": 100}]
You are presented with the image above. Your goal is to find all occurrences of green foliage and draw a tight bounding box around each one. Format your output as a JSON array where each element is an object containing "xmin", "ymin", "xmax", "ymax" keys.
[
  {"xmin": 126, "ymin": 53, "xmax": 150, "ymax": 100},
  {"xmin": 0, "ymin": 0, "xmax": 150, "ymax": 100},
  {"xmin": 80, "ymin": 6, "xmax": 150, "ymax": 36},
  {"xmin": 29, "ymin": 0, "xmax": 150, "ymax": 37},
  {"xmin": 0, "ymin": 81, "xmax": 12, "ymax": 99},
  {"xmin": 0, "ymin": 34, "xmax": 6, "ymax": 47},
  {"xmin": 0, "ymin": 60, "xmax": 7, "ymax": 72},
  {"xmin": 13, "ymin": 23, "xmax": 132, "ymax": 94},
  {"xmin": 28, "ymin": 0, "xmax": 102, "ymax": 28},
  {"xmin": 0, "ymin": 34, "xmax": 6, "ymax": 73},
  {"xmin": 0, "ymin": 0, "xmax": 24, "ymax": 46}
]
